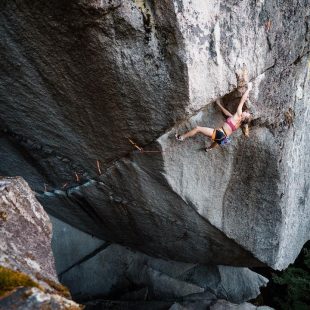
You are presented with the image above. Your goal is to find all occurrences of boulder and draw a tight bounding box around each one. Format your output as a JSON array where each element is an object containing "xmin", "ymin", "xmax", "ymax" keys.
[
  {"xmin": 0, "ymin": 0, "xmax": 309, "ymax": 269},
  {"xmin": 0, "ymin": 177, "xmax": 57, "ymax": 282},
  {"xmin": 0, "ymin": 287, "xmax": 81, "ymax": 310},
  {"xmin": 0, "ymin": 177, "xmax": 81, "ymax": 309},
  {"xmin": 84, "ymin": 299, "xmax": 273, "ymax": 310},
  {"xmin": 50, "ymin": 216, "xmax": 106, "ymax": 275},
  {"xmin": 51, "ymin": 216, "xmax": 268, "ymax": 304},
  {"xmin": 209, "ymin": 300, "xmax": 273, "ymax": 310}
]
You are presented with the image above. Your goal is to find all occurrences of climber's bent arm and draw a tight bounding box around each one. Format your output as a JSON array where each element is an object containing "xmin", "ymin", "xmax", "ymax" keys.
[{"xmin": 237, "ymin": 88, "xmax": 250, "ymax": 116}]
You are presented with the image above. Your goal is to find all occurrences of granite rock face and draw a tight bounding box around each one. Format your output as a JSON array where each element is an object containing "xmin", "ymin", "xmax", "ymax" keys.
[
  {"xmin": 0, "ymin": 177, "xmax": 81, "ymax": 309},
  {"xmin": 51, "ymin": 216, "xmax": 268, "ymax": 305},
  {"xmin": 0, "ymin": 287, "xmax": 81, "ymax": 310},
  {"xmin": 0, "ymin": 177, "xmax": 57, "ymax": 282},
  {"xmin": 0, "ymin": 1, "xmax": 309, "ymax": 269}
]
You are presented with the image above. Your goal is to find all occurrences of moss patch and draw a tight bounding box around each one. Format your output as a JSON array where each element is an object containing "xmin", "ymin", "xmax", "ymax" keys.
[
  {"xmin": 0, "ymin": 211, "xmax": 7, "ymax": 221},
  {"xmin": 0, "ymin": 266, "xmax": 41, "ymax": 297},
  {"xmin": 35, "ymin": 273, "xmax": 71, "ymax": 298}
]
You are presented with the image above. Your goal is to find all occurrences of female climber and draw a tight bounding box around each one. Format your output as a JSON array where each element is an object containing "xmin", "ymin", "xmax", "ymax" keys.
[{"xmin": 176, "ymin": 83, "xmax": 252, "ymax": 151}]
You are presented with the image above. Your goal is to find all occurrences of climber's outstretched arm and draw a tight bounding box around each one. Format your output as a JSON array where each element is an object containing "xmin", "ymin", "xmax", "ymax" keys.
[
  {"xmin": 216, "ymin": 99, "xmax": 233, "ymax": 117},
  {"xmin": 237, "ymin": 83, "xmax": 252, "ymax": 116}
]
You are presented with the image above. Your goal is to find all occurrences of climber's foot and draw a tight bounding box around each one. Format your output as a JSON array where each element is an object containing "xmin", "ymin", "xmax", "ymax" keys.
[
  {"xmin": 242, "ymin": 124, "xmax": 250, "ymax": 137},
  {"xmin": 175, "ymin": 134, "xmax": 184, "ymax": 141}
]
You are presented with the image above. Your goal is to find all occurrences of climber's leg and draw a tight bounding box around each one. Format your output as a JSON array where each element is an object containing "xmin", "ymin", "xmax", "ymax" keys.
[
  {"xmin": 177, "ymin": 126, "xmax": 214, "ymax": 140},
  {"xmin": 205, "ymin": 141, "xmax": 218, "ymax": 151}
]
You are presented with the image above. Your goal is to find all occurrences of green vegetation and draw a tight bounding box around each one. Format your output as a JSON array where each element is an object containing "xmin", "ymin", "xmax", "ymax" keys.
[
  {"xmin": 272, "ymin": 247, "xmax": 310, "ymax": 309},
  {"xmin": 252, "ymin": 242, "xmax": 310, "ymax": 309},
  {"xmin": 0, "ymin": 211, "xmax": 7, "ymax": 221},
  {"xmin": 0, "ymin": 266, "xmax": 41, "ymax": 297},
  {"xmin": 35, "ymin": 273, "xmax": 71, "ymax": 298},
  {"xmin": 0, "ymin": 265, "xmax": 71, "ymax": 299}
]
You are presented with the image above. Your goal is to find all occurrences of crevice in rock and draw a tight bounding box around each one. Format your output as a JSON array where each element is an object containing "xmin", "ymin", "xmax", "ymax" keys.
[
  {"xmin": 256, "ymin": 61, "xmax": 277, "ymax": 78},
  {"xmin": 305, "ymin": 18, "xmax": 309, "ymax": 42},
  {"xmin": 0, "ymin": 127, "xmax": 89, "ymax": 189},
  {"xmin": 66, "ymin": 189, "xmax": 108, "ymax": 230},
  {"xmin": 264, "ymin": 51, "xmax": 309, "ymax": 78},
  {"xmin": 134, "ymin": 0, "xmax": 155, "ymax": 44},
  {"xmin": 248, "ymin": 50, "xmax": 310, "ymax": 92},
  {"xmin": 293, "ymin": 56, "xmax": 302, "ymax": 66},
  {"xmin": 266, "ymin": 35, "xmax": 272, "ymax": 51},
  {"xmin": 58, "ymin": 242, "xmax": 111, "ymax": 279},
  {"xmin": 0, "ymin": 129, "xmax": 62, "ymax": 188}
]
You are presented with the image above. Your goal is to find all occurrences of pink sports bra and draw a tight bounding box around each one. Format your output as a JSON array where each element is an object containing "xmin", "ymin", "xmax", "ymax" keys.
[{"xmin": 225, "ymin": 117, "xmax": 237, "ymax": 132}]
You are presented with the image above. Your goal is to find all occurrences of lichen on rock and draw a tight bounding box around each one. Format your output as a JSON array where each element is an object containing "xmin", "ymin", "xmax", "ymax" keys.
[
  {"xmin": 0, "ymin": 266, "xmax": 41, "ymax": 297},
  {"xmin": 0, "ymin": 177, "xmax": 82, "ymax": 309}
]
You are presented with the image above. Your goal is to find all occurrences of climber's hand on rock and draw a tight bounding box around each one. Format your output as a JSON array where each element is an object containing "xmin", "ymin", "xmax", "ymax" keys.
[{"xmin": 247, "ymin": 82, "xmax": 253, "ymax": 91}]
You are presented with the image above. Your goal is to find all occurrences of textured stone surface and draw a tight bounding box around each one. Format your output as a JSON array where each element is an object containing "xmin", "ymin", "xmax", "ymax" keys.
[
  {"xmin": 210, "ymin": 300, "xmax": 273, "ymax": 310},
  {"xmin": 51, "ymin": 217, "xmax": 268, "ymax": 304},
  {"xmin": 160, "ymin": 55, "xmax": 310, "ymax": 269},
  {"xmin": 0, "ymin": 0, "xmax": 309, "ymax": 270},
  {"xmin": 0, "ymin": 176, "xmax": 57, "ymax": 282},
  {"xmin": 0, "ymin": 287, "xmax": 81, "ymax": 310},
  {"xmin": 0, "ymin": 0, "xmax": 188, "ymax": 180},
  {"xmin": 51, "ymin": 215, "xmax": 105, "ymax": 275},
  {"xmin": 0, "ymin": 177, "xmax": 82, "ymax": 309},
  {"xmin": 84, "ymin": 299, "xmax": 273, "ymax": 310},
  {"xmin": 42, "ymin": 175, "xmax": 262, "ymax": 267}
]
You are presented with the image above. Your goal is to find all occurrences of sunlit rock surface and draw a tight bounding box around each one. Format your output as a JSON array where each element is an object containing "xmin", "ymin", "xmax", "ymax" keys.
[
  {"xmin": 0, "ymin": 177, "xmax": 57, "ymax": 281},
  {"xmin": 0, "ymin": 0, "xmax": 309, "ymax": 269},
  {"xmin": 0, "ymin": 177, "xmax": 81, "ymax": 309},
  {"xmin": 0, "ymin": 287, "xmax": 81, "ymax": 310}
]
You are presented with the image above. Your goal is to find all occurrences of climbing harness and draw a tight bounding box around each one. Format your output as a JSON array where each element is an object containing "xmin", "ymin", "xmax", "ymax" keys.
[{"xmin": 211, "ymin": 128, "xmax": 231, "ymax": 146}]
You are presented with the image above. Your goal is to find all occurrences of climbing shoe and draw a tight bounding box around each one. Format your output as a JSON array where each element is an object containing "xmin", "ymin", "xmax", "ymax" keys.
[
  {"xmin": 242, "ymin": 124, "xmax": 249, "ymax": 137},
  {"xmin": 175, "ymin": 134, "xmax": 184, "ymax": 141}
]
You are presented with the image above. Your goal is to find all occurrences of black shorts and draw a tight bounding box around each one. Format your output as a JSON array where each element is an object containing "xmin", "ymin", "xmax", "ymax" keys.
[{"xmin": 212, "ymin": 128, "xmax": 227, "ymax": 144}]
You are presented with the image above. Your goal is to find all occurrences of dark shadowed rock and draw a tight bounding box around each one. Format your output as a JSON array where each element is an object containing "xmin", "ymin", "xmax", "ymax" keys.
[
  {"xmin": 209, "ymin": 299, "xmax": 273, "ymax": 310},
  {"xmin": 51, "ymin": 216, "xmax": 268, "ymax": 305},
  {"xmin": 84, "ymin": 299, "xmax": 273, "ymax": 310}
]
